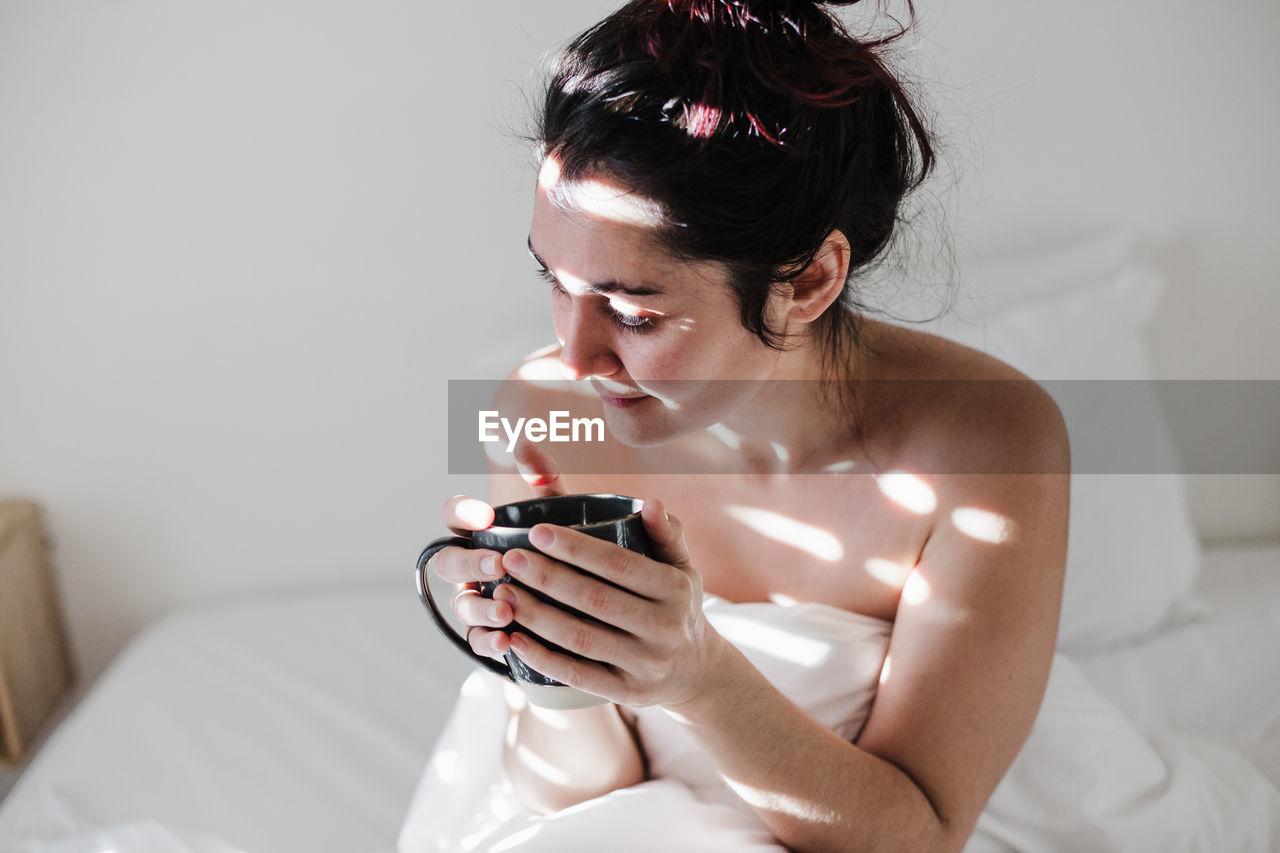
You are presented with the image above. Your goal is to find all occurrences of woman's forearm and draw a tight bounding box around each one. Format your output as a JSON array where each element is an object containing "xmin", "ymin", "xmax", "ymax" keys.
[{"xmin": 500, "ymin": 686, "xmax": 647, "ymax": 815}]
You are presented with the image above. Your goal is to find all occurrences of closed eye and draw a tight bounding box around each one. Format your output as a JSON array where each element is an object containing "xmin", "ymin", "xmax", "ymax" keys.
[{"xmin": 535, "ymin": 266, "xmax": 655, "ymax": 333}]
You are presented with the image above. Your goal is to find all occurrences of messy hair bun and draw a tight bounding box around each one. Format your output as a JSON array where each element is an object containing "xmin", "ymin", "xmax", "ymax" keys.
[{"xmin": 533, "ymin": 0, "xmax": 936, "ymax": 391}]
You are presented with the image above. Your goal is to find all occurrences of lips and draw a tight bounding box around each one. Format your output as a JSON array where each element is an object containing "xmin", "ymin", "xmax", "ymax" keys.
[
  {"xmin": 601, "ymin": 394, "xmax": 648, "ymax": 409},
  {"xmin": 593, "ymin": 383, "xmax": 651, "ymax": 409},
  {"xmin": 590, "ymin": 381, "xmax": 648, "ymax": 400}
]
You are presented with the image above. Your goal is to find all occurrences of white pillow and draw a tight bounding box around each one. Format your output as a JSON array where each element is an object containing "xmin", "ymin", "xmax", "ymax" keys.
[{"xmin": 875, "ymin": 230, "xmax": 1202, "ymax": 653}]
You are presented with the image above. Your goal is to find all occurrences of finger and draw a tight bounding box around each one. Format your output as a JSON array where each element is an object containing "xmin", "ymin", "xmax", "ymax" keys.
[
  {"xmin": 508, "ymin": 630, "xmax": 613, "ymax": 698},
  {"xmin": 494, "ymin": 578, "xmax": 636, "ymax": 669},
  {"xmin": 513, "ymin": 437, "xmax": 567, "ymax": 497},
  {"xmin": 521, "ymin": 525, "xmax": 674, "ymax": 599},
  {"xmin": 639, "ymin": 498, "xmax": 694, "ymax": 571},
  {"xmin": 442, "ymin": 495, "xmax": 495, "ymax": 533},
  {"xmin": 499, "ymin": 549, "xmax": 650, "ymax": 634},
  {"xmin": 453, "ymin": 587, "xmax": 514, "ymax": 629},
  {"xmin": 430, "ymin": 545, "xmax": 506, "ymax": 585},
  {"xmin": 469, "ymin": 625, "xmax": 511, "ymax": 660}
]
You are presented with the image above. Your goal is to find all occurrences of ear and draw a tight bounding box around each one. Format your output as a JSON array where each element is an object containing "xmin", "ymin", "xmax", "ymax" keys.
[{"xmin": 780, "ymin": 229, "xmax": 852, "ymax": 326}]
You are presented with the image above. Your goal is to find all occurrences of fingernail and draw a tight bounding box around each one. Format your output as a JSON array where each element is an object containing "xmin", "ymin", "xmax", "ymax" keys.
[
  {"xmin": 505, "ymin": 551, "xmax": 527, "ymax": 575},
  {"xmin": 490, "ymin": 633, "xmax": 505, "ymax": 653},
  {"xmin": 481, "ymin": 555, "xmax": 500, "ymax": 577},
  {"xmin": 529, "ymin": 526, "xmax": 554, "ymax": 549},
  {"xmin": 487, "ymin": 603, "xmax": 503, "ymax": 622}
]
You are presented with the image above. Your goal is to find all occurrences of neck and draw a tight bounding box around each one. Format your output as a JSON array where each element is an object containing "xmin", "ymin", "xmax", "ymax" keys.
[{"xmin": 711, "ymin": 336, "xmax": 868, "ymax": 476}]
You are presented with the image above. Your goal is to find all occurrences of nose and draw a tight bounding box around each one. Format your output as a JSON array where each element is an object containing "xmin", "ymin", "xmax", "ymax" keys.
[{"xmin": 557, "ymin": 303, "xmax": 620, "ymax": 381}]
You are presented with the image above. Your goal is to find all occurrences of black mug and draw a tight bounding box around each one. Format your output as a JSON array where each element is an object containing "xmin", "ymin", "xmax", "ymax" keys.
[{"xmin": 416, "ymin": 493, "xmax": 650, "ymax": 709}]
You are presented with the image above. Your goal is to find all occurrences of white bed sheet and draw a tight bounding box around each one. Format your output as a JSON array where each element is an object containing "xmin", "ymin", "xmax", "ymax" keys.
[
  {"xmin": 1073, "ymin": 542, "xmax": 1280, "ymax": 790},
  {"xmin": 0, "ymin": 585, "xmax": 473, "ymax": 853},
  {"xmin": 1, "ymin": 545, "xmax": 1278, "ymax": 852}
]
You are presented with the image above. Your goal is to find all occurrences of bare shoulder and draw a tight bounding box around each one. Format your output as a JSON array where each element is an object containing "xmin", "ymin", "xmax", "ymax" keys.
[{"xmin": 860, "ymin": 318, "xmax": 1070, "ymax": 476}]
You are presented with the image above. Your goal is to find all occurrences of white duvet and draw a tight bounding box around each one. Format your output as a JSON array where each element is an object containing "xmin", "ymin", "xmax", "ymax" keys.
[{"xmin": 399, "ymin": 595, "xmax": 1280, "ymax": 852}]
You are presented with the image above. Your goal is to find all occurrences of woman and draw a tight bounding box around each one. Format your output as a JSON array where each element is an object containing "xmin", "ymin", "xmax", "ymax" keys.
[{"xmin": 415, "ymin": 1, "xmax": 1069, "ymax": 850}]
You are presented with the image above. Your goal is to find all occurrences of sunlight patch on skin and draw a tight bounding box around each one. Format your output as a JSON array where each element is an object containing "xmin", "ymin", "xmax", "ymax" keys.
[
  {"xmin": 590, "ymin": 376, "xmax": 682, "ymax": 411},
  {"xmin": 707, "ymin": 421, "xmax": 743, "ymax": 450},
  {"xmin": 901, "ymin": 569, "xmax": 971, "ymax": 626},
  {"xmin": 878, "ymin": 654, "xmax": 892, "ymax": 685},
  {"xmin": 823, "ymin": 459, "xmax": 857, "ymax": 473},
  {"xmin": 505, "ymin": 702, "xmax": 577, "ymax": 787},
  {"xmin": 525, "ymin": 704, "xmax": 573, "ymax": 732},
  {"xmin": 538, "ymin": 155, "xmax": 563, "ymax": 189},
  {"xmin": 635, "ymin": 385, "xmax": 684, "ymax": 410},
  {"xmin": 902, "ymin": 570, "xmax": 930, "ymax": 606},
  {"xmin": 515, "ymin": 355, "xmax": 589, "ymax": 388},
  {"xmin": 723, "ymin": 777, "xmax": 840, "ymax": 826},
  {"xmin": 594, "ymin": 377, "xmax": 643, "ymax": 396},
  {"xmin": 539, "ymin": 158, "xmax": 667, "ymax": 229},
  {"xmin": 768, "ymin": 592, "xmax": 797, "ymax": 606},
  {"xmin": 513, "ymin": 743, "xmax": 573, "ymax": 787},
  {"xmin": 875, "ymin": 470, "xmax": 938, "ymax": 515},
  {"xmin": 864, "ymin": 557, "xmax": 911, "ymax": 588},
  {"xmin": 710, "ymin": 613, "xmax": 833, "ymax": 668},
  {"xmin": 662, "ymin": 706, "xmax": 693, "ymax": 726},
  {"xmin": 951, "ymin": 507, "xmax": 1015, "ymax": 544},
  {"xmin": 547, "ymin": 267, "xmax": 669, "ymax": 328},
  {"xmin": 605, "ymin": 294, "xmax": 658, "ymax": 320},
  {"xmin": 502, "ymin": 681, "xmax": 529, "ymax": 711},
  {"xmin": 724, "ymin": 505, "xmax": 844, "ymax": 562}
]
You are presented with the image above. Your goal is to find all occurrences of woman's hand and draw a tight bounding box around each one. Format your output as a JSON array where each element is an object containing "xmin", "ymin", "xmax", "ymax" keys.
[
  {"xmin": 430, "ymin": 439, "xmax": 569, "ymax": 661},
  {"xmin": 492, "ymin": 498, "xmax": 727, "ymax": 709}
]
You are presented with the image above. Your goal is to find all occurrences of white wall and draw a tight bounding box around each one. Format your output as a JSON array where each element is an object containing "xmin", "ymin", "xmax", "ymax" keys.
[{"xmin": 2, "ymin": 0, "xmax": 1277, "ymax": 686}]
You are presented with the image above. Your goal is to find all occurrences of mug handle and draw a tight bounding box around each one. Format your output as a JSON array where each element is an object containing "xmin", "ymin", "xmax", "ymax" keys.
[{"xmin": 415, "ymin": 536, "xmax": 513, "ymax": 681}]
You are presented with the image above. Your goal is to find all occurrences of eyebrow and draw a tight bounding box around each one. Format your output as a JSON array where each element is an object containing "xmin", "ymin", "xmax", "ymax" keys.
[{"xmin": 527, "ymin": 236, "xmax": 665, "ymax": 298}]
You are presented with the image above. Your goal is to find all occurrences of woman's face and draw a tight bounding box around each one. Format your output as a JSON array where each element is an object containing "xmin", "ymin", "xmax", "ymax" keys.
[{"xmin": 528, "ymin": 159, "xmax": 791, "ymax": 447}]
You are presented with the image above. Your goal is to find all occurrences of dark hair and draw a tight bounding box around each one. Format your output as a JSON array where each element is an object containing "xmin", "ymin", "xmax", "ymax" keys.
[{"xmin": 532, "ymin": 0, "xmax": 938, "ymax": 420}]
